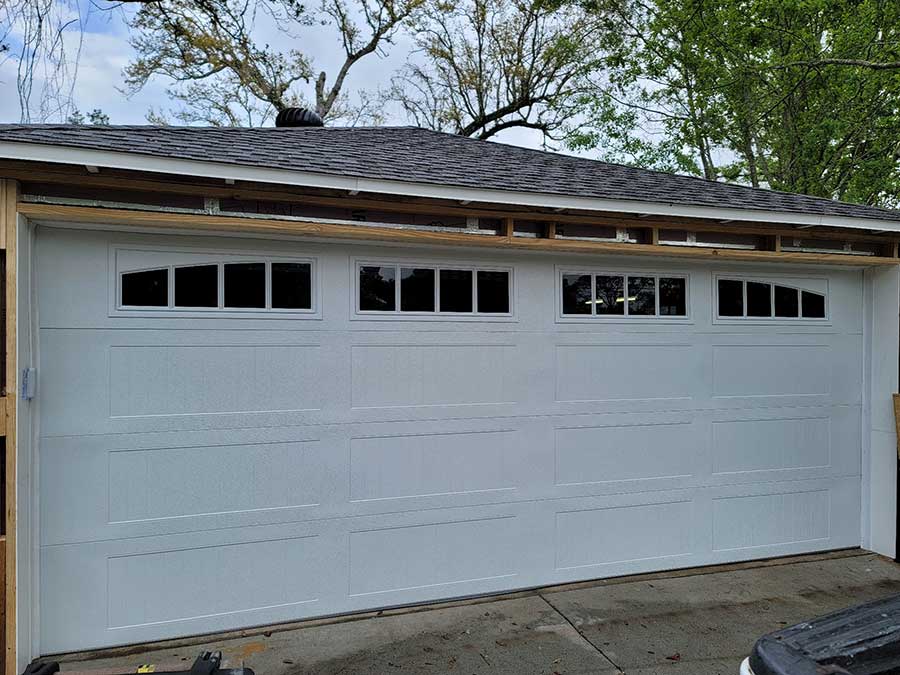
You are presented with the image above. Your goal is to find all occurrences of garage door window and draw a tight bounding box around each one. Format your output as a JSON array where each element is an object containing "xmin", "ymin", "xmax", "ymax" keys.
[
  {"xmin": 118, "ymin": 256, "xmax": 314, "ymax": 313},
  {"xmin": 357, "ymin": 262, "xmax": 511, "ymax": 315},
  {"xmin": 716, "ymin": 278, "xmax": 826, "ymax": 319},
  {"xmin": 561, "ymin": 271, "xmax": 688, "ymax": 318},
  {"xmin": 120, "ymin": 268, "xmax": 168, "ymax": 307},
  {"xmin": 175, "ymin": 264, "xmax": 218, "ymax": 308}
]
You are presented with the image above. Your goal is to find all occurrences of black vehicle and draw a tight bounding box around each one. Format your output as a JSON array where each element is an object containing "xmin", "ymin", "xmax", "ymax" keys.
[{"xmin": 741, "ymin": 594, "xmax": 900, "ymax": 675}]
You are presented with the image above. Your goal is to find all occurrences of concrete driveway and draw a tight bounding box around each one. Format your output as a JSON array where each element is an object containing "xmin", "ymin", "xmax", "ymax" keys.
[{"xmin": 54, "ymin": 550, "xmax": 900, "ymax": 675}]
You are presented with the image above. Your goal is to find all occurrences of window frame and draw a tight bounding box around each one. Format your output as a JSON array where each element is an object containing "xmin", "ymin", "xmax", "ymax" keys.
[
  {"xmin": 111, "ymin": 245, "xmax": 319, "ymax": 318},
  {"xmin": 352, "ymin": 258, "xmax": 515, "ymax": 320},
  {"xmin": 713, "ymin": 274, "xmax": 829, "ymax": 323},
  {"xmin": 556, "ymin": 267, "xmax": 691, "ymax": 322}
]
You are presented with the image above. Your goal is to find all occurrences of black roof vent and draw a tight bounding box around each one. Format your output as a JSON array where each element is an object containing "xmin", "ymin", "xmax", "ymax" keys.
[{"xmin": 275, "ymin": 108, "xmax": 324, "ymax": 128}]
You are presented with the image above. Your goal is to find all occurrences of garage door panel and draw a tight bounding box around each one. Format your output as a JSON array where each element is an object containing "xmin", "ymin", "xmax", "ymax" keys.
[
  {"xmin": 39, "ymin": 330, "xmax": 345, "ymax": 437},
  {"xmin": 555, "ymin": 342, "xmax": 703, "ymax": 403},
  {"xmin": 707, "ymin": 405, "xmax": 861, "ymax": 482},
  {"xmin": 707, "ymin": 333, "xmax": 862, "ymax": 409},
  {"xmin": 41, "ymin": 519, "xmax": 342, "ymax": 653},
  {"xmin": 554, "ymin": 499, "xmax": 695, "ymax": 570},
  {"xmin": 40, "ymin": 427, "xmax": 341, "ymax": 546},
  {"xmin": 350, "ymin": 343, "xmax": 518, "ymax": 408},
  {"xmin": 349, "ymin": 428, "xmax": 520, "ymax": 502},
  {"xmin": 711, "ymin": 344, "xmax": 832, "ymax": 398},
  {"xmin": 707, "ymin": 477, "xmax": 860, "ymax": 555},
  {"xmin": 348, "ymin": 515, "xmax": 519, "ymax": 597},
  {"xmin": 553, "ymin": 419, "xmax": 697, "ymax": 486},
  {"xmin": 109, "ymin": 344, "xmax": 325, "ymax": 417},
  {"xmin": 39, "ymin": 479, "xmax": 860, "ymax": 653}
]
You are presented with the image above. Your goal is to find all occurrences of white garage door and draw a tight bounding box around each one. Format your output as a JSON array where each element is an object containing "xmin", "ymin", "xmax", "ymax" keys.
[{"xmin": 36, "ymin": 226, "xmax": 864, "ymax": 653}]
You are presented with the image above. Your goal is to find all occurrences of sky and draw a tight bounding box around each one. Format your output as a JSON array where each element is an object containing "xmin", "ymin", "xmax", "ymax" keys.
[{"xmin": 0, "ymin": 0, "xmax": 556, "ymax": 152}]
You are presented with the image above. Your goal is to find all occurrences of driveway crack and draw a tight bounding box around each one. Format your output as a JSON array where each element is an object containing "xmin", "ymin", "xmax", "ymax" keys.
[{"xmin": 539, "ymin": 592, "xmax": 625, "ymax": 674}]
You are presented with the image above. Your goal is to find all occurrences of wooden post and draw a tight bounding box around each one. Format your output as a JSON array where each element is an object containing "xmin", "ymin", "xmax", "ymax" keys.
[
  {"xmin": 546, "ymin": 222, "xmax": 556, "ymax": 240},
  {"xmin": 0, "ymin": 179, "xmax": 16, "ymax": 675},
  {"xmin": 502, "ymin": 217, "xmax": 514, "ymax": 239}
]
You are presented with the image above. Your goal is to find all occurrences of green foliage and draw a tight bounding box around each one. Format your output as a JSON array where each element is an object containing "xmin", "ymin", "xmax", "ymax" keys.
[
  {"xmin": 574, "ymin": 0, "xmax": 900, "ymax": 207},
  {"xmin": 66, "ymin": 108, "xmax": 110, "ymax": 125}
]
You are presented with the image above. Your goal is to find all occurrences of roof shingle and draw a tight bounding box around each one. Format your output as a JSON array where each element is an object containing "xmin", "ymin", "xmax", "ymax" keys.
[{"xmin": 1, "ymin": 124, "xmax": 898, "ymax": 223}]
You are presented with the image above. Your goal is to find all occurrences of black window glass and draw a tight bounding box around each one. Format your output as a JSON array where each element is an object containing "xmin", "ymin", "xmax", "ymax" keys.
[
  {"xmin": 272, "ymin": 262, "xmax": 312, "ymax": 310},
  {"xmin": 658, "ymin": 277, "xmax": 686, "ymax": 316},
  {"xmin": 359, "ymin": 266, "xmax": 396, "ymax": 311},
  {"xmin": 628, "ymin": 276, "xmax": 656, "ymax": 316},
  {"xmin": 746, "ymin": 281, "xmax": 772, "ymax": 317},
  {"xmin": 400, "ymin": 268, "xmax": 436, "ymax": 312},
  {"xmin": 224, "ymin": 262, "xmax": 265, "ymax": 308},
  {"xmin": 477, "ymin": 270, "xmax": 510, "ymax": 313},
  {"xmin": 121, "ymin": 268, "xmax": 168, "ymax": 307},
  {"xmin": 802, "ymin": 291, "xmax": 826, "ymax": 318},
  {"xmin": 562, "ymin": 274, "xmax": 592, "ymax": 315},
  {"xmin": 595, "ymin": 275, "xmax": 625, "ymax": 315},
  {"xmin": 440, "ymin": 269, "xmax": 473, "ymax": 312},
  {"xmin": 774, "ymin": 285, "xmax": 799, "ymax": 317},
  {"xmin": 175, "ymin": 264, "xmax": 218, "ymax": 307},
  {"xmin": 718, "ymin": 279, "xmax": 744, "ymax": 316}
]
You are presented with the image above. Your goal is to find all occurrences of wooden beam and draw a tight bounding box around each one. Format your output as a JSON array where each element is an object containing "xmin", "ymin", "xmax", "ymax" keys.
[
  {"xmin": 4, "ymin": 162, "xmax": 897, "ymax": 244},
  {"xmin": 546, "ymin": 222, "xmax": 556, "ymax": 240},
  {"xmin": 502, "ymin": 217, "xmax": 514, "ymax": 238},
  {"xmin": 0, "ymin": 180, "xmax": 7, "ymax": 252},
  {"xmin": 17, "ymin": 202, "xmax": 900, "ymax": 267},
  {"xmin": 2, "ymin": 180, "xmax": 16, "ymax": 675}
]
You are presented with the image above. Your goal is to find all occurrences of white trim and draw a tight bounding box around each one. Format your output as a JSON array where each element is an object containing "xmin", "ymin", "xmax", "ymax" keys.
[
  {"xmin": 4, "ymin": 141, "xmax": 900, "ymax": 233},
  {"xmin": 863, "ymin": 266, "xmax": 899, "ymax": 557}
]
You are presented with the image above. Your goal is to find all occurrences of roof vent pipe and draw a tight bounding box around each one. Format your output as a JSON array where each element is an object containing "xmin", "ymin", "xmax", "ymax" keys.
[{"xmin": 275, "ymin": 108, "xmax": 325, "ymax": 128}]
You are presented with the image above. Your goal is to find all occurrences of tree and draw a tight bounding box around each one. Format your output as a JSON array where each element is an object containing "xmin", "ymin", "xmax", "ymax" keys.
[
  {"xmin": 123, "ymin": 0, "xmax": 424, "ymax": 126},
  {"xmin": 1, "ymin": 0, "xmax": 85, "ymax": 122},
  {"xmin": 576, "ymin": 0, "xmax": 900, "ymax": 207},
  {"xmin": 389, "ymin": 0, "xmax": 602, "ymax": 141},
  {"xmin": 67, "ymin": 108, "xmax": 111, "ymax": 124}
]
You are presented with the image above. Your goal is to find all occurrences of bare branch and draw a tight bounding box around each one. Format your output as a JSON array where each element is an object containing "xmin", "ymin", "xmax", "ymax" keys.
[
  {"xmin": 122, "ymin": 0, "xmax": 420, "ymax": 125},
  {"xmin": 389, "ymin": 0, "xmax": 602, "ymax": 141},
  {"xmin": 777, "ymin": 58, "xmax": 900, "ymax": 71}
]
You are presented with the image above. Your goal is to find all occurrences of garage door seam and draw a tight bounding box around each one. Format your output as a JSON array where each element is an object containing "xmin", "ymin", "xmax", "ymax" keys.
[{"xmin": 538, "ymin": 593, "xmax": 624, "ymax": 673}]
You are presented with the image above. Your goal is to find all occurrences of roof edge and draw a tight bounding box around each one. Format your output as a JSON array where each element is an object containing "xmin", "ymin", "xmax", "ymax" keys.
[{"xmin": 3, "ymin": 140, "xmax": 899, "ymax": 234}]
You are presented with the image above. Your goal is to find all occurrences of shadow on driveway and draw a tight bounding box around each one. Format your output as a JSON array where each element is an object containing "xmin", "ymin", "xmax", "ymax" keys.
[{"xmin": 54, "ymin": 550, "xmax": 900, "ymax": 675}]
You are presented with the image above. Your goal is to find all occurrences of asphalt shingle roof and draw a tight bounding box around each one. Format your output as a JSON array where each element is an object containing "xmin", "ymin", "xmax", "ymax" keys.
[{"xmin": 1, "ymin": 124, "xmax": 898, "ymax": 224}]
